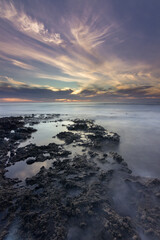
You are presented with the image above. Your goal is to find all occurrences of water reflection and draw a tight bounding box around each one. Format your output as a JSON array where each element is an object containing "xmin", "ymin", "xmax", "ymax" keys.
[
  {"xmin": 19, "ymin": 120, "xmax": 73, "ymax": 148},
  {"xmin": 6, "ymin": 159, "xmax": 55, "ymax": 181}
]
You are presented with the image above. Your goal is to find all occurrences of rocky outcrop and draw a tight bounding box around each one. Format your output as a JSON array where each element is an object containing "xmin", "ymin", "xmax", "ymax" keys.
[{"xmin": 0, "ymin": 115, "xmax": 159, "ymax": 240}]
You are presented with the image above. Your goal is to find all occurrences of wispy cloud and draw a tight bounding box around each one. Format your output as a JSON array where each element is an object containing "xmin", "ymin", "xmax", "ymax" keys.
[
  {"xmin": 70, "ymin": 18, "xmax": 116, "ymax": 51},
  {"xmin": 0, "ymin": 0, "xmax": 63, "ymax": 45},
  {"xmin": 12, "ymin": 60, "xmax": 35, "ymax": 70},
  {"xmin": 0, "ymin": 54, "xmax": 35, "ymax": 70},
  {"xmin": 0, "ymin": 75, "xmax": 28, "ymax": 87}
]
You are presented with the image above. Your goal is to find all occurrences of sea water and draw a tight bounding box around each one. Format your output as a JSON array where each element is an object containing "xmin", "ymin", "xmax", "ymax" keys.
[{"xmin": 0, "ymin": 102, "xmax": 160, "ymax": 178}]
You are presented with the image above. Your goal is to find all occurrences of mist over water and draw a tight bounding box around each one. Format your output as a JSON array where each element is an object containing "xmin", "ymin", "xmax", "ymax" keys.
[{"xmin": 0, "ymin": 102, "xmax": 160, "ymax": 178}]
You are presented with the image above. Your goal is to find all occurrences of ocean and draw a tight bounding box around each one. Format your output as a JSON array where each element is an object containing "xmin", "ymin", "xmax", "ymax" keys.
[{"xmin": 0, "ymin": 102, "xmax": 160, "ymax": 178}]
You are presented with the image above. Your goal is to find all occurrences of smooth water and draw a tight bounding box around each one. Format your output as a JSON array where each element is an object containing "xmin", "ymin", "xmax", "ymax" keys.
[
  {"xmin": 18, "ymin": 120, "xmax": 72, "ymax": 148},
  {"xmin": 6, "ymin": 159, "xmax": 54, "ymax": 181},
  {"xmin": 1, "ymin": 102, "xmax": 160, "ymax": 178}
]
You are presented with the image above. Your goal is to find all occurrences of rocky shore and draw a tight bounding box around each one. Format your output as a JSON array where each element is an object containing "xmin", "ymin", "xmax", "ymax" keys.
[{"xmin": 0, "ymin": 114, "xmax": 160, "ymax": 240}]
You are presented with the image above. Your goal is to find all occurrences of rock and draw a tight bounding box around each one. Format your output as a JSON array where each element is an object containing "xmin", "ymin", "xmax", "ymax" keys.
[
  {"xmin": 0, "ymin": 115, "xmax": 159, "ymax": 240},
  {"xmin": 57, "ymin": 131, "xmax": 80, "ymax": 144},
  {"xmin": 26, "ymin": 157, "xmax": 36, "ymax": 165},
  {"xmin": 111, "ymin": 152, "xmax": 124, "ymax": 163},
  {"xmin": 80, "ymin": 222, "xmax": 87, "ymax": 228}
]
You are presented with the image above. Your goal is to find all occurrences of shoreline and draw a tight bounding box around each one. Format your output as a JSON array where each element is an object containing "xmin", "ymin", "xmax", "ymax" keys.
[{"xmin": 0, "ymin": 114, "xmax": 160, "ymax": 240}]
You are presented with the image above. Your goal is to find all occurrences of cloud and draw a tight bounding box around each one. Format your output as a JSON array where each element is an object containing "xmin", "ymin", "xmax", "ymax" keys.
[
  {"xmin": 117, "ymin": 86, "xmax": 152, "ymax": 94},
  {"xmin": 0, "ymin": 76, "xmax": 28, "ymax": 87},
  {"xmin": 0, "ymin": 80, "xmax": 74, "ymax": 101},
  {"xmin": 75, "ymin": 84, "xmax": 160, "ymax": 102},
  {"xmin": 11, "ymin": 60, "xmax": 35, "ymax": 70},
  {"xmin": 0, "ymin": 34, "xmax": 159, "ymax": 101},
  {"xmin": 0, "ymin": 0, "xmax": 160, "ymax": 103},
  {"xmin": 0, "ymin": 76, "xmax": 79, "ymax": 102},
  {"xmin": 0, "ymin": 75, "xmax": 63, "ymax": 92},
  {"xmin": 69, "ymin": 17, "xmax": 116, "ymax": 51},
  {"xmin": 0, "ymin": 0, "xmax": 63, "ymax": 45},
  {"xmin": 0, "ymin": 75, "xmax": 159, "ymax": 103},
  {"xmin": 0, "ymin": 54, "xmax": 35, "ymax": 70}
]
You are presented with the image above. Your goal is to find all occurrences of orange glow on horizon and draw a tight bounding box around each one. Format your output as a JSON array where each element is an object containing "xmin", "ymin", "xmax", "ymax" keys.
[
  {"xmin": 0, "ymin": 98, "xmax": 92, "ymax": 103},
  {"xmin": 0, "ymin": 98, "xmax": 34, "ymax": 102},
  {"xmin": 55, "ymin": 99, "xmax": 91, "ymax": 102}
]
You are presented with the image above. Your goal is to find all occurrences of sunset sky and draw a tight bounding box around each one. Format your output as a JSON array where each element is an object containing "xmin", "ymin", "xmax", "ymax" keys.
[{"xmin": 0, "ymin": 0, "xmax": 160, "ymax": 102}]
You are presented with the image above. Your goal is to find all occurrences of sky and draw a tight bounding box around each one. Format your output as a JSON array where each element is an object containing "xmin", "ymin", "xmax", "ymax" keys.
[{"xmin": 0, "ymin": 0, "xmax": 160, "ymax": 103}]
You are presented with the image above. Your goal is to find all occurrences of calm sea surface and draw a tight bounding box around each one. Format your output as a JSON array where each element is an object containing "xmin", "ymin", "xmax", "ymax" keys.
[{"xmin": 0, "ymin": 102, "xmax": 160, "ymax": 178}]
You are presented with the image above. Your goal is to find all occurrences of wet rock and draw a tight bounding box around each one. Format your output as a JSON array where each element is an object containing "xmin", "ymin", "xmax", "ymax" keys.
[
  {"xmin": 0, "ymin": 115, "xmax": 160, "ymax": 240},
  {"xmin": 67, "ymin": 119, "xmax": 89, "ymax": 131},
  {"xmin": 26, "ymin": 157, "xmax": 36, "ymax": 165},
  {"xmin": 111, "ymin": 152, "xmax": 124, "ymax": 163},
  {"xmin": 88, "ymin": 151, "xmax": 98, "ymax": 158},
  {"xmin": 11, "ymin": 142, "xmax": 71, "ymax": 164},
  {"xmin": 57, "ymin": 131, "xmax": 80, "ymax": 144},
  {"xmin": 0, "ymin": 116, "xmax": 24, "ymax": 131}
]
